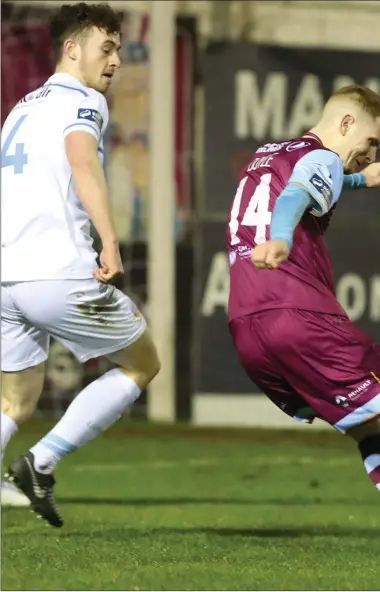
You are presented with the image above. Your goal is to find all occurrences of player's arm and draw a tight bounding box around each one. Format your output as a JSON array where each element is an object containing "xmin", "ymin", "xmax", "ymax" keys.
[
  {"xmin": 65, "ymin": 132, "xmax": 117, "ymax": 246},
  {"xmin": 252, "ymin": 150, "xmax": 342, "ymax": 270},
  {"xmin": 342, "ymin": 172, "xmax": 366, "ymax": 190},
  {"xmin": 270, "ymin": 185, "xmax": 314, "ymax": 248},
  {"xmin": 251, "ymin": 184, "xmax": 314, "ymax": 269},
  {"xmin": 344, "ymin": 162, "xmax": 380, "ymax": 189},
  {"xmin": 64, "ymin": 95, "xmax": 116, "ymax": 246},
  {"xmin": 64, "ymin": 96, "xmax": 123, "ymax": 282},
  {"xmin": 270, "ymin": 163, "xmax": 380, "ymax": 248},
  {"xmin": 270, "ymin": 149, "xmax": 343, "ymax": 248}
]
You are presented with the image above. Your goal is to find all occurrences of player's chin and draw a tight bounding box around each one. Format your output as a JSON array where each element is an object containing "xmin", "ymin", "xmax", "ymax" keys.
[
  {"xmin": 92, "ymin": 77, "xmax": 112, "ymax": 94},
  {"xmin": 100, "ymin": 76, "xmax": 113, "ymax": 91}
]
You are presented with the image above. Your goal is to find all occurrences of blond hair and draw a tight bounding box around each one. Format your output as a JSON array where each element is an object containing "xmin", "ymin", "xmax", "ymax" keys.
[{"xmin": 329, "ymin": 84, "xmax": 380, "ymax": 119}]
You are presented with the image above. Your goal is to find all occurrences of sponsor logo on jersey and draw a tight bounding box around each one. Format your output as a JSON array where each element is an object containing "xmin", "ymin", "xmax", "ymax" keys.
[
  {"xmin": 236, "ymin": 245, "xmax": 252, "ymax": 259},
  {"xmin": 257, "ymin": 140, "xmax": 311, "ymax": 154},
  {"xmin": 17, "ymin": 93, "xmax": 35, "ymax": 105},
  {"xmin": 286, "ymin": 141, "xmax": 311, "ymax": 152},
  {"xmin": 335, "ymin": 395, "xmax": 349, "ymax": 408},
  {"xmin": 309, "ymin": 173, "xmax": 332, "ymax": 202},
  {"xmin": 257, "ymin": 141, "xmax": 291, "ymax": 154},
  {"xmin": 347, "ymin": 379, "xmax": 372, "ymax": 400},
  {"xmin": 77, "ymin": 108, "xmax": 103, "ymax": 130}
]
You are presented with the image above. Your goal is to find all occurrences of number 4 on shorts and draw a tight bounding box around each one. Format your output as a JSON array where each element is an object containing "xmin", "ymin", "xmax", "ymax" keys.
[{"xmin": 1, "ymin": 114, "xmax": 28, "ymax": 174}]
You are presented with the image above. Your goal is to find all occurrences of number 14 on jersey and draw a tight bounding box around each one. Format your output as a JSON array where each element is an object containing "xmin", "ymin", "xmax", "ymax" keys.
[{"xmin": 229, "ymin": 173, "xmax": 272, "ymax": 246}]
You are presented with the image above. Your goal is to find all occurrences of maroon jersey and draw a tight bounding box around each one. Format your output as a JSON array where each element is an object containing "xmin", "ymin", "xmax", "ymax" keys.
[{"xmin": 227, "ymin": 137, "xmax": 347, "ymax": 322}]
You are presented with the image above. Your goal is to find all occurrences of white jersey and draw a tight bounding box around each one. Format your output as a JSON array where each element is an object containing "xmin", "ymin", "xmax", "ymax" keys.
[{"xmin": 1, "ymin": 72, "xmax": 109, "ymax": 282}]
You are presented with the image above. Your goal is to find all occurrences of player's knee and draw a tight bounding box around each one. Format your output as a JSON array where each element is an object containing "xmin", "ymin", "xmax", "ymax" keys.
[
  {"xmin": 133, "ymin": 343, "xmax": 160, "ymax": 387},
  {"xmin": 347, "ymin": 418, "xmax": 380, "ymax": 442},
  {"xmin": 110, "ymin": 342, "xmax": 160, "ymax": 390},
  {"xmin": 107, "ymin": 331, "xmax": 161, "ymax": 389},
  {"xmin": 3, "ymin": 396, "xmax": 38, "ymax": 424}
]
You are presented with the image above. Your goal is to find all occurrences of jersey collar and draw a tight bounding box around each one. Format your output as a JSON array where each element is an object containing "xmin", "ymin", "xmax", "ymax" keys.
[
  {"xmin": 45, "ymin": 72, "xmax": 88, "ymax": 91},
  {"xmin": 303, "ymin": 131, "xmax": 324, "ymax": 146}
]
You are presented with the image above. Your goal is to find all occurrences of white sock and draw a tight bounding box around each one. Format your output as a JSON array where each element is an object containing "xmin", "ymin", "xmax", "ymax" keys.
[
  {"xmin": 30, "ymin": 369, "xmax": 141, "ymax": 473},
  {"xmin": 1, "ymin": 413, "xmax": 18, "ymax": 457}
]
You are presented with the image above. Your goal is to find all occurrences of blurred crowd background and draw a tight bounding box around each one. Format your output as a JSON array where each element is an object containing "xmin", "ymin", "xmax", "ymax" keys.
[{"xmin": 2, "ymin": 1, "xmax": 379, "ymax": 426}]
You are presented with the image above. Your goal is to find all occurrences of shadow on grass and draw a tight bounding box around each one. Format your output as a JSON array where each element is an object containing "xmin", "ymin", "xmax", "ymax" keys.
[
  {"xmin": 4, "ymin": 521, "xmax": 380, "ymax": 541},
  {"xmin": 59, "ymin": 496, "xmax": 378, "ymax": 507},
  {"xmin": 55, "ymin": 524, "xmax": 380, "ymax": 540}
]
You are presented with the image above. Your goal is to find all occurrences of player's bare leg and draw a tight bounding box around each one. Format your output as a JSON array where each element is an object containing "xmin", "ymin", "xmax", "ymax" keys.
[
  {"xmin": 8, "ymin": 330, "xmax": 160, "ymax": 527},
  {"xmin": 2, "ymin": 363, "xmax": 45, "ymax": 426},
  {"xmin": 106, "ymin": 329, "xmax": 160, "ymax": 390},
  {"xmin": 346, "ymin": 418, "xmax": 380, "ymax": 493},
  {"xmin": 1, "ymin": 364, "xmax": 45, "ymax": 507}
]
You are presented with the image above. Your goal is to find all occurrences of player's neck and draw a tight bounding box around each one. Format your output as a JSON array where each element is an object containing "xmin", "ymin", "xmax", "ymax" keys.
[
  {"xmin": 54, "ymin": 65, "xmax": 87, "ymax": 88},
  {"xmin": 308, "ymin": 126, "xmax": 342, "ymax": 157}
]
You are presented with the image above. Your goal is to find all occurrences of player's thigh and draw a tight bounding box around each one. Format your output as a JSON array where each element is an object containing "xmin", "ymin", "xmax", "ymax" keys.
[
  {"xmin": 230, "ymin": 315, "xmax": 315, "ymax": 423},
  {"xmin": 106, "ymin": 328, "xmax": 160, "ymax": 383},
  {"xmin": 265, "ymin": 309, "xmax": 380, "ymax": 434},
  {"xmin": 1, "ymin": 283, "xmax": 49, "ymax": 373},
  {"xmin": 12, "ymin": 279, "xmax": 148, "ymax": 365}
]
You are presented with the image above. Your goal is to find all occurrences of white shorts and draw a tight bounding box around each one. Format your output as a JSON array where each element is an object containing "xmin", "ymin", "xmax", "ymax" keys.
[{"xmin": 1, "ymin": 279, "xmax": 147, "ymax": 371}]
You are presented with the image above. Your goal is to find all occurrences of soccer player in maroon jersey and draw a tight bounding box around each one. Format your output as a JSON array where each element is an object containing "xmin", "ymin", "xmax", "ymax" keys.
[{"xmin": 227, "ymin": 85, "xmax": 380, "ymax": 494}]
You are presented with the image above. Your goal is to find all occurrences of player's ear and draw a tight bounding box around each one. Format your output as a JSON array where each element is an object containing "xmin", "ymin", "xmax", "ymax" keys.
[
  {"xmin": 64, "ymin": 39, "xmax": 79, "ymax": 62},
  {"xmin": 341, "ymin": 114, "xmax": 354, "ymax": 136}
]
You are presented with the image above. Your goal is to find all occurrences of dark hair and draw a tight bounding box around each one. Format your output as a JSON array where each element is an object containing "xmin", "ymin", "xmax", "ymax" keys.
[
  {"xmin": 50, "ymin": 2, "xmax": 120, "ymax": 60},
  {"xmin": 331, "ymin": 84, "xmax": 380, "ymax": 119}
]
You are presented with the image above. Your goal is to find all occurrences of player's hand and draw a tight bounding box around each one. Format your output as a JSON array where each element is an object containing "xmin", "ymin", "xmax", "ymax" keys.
[
  {"xmin": 361, "ymin": 162, "xmax": 380, "ymax": 188},
  {"xmin": 94, "ymin": 242, "xmax": 124, "ymax": 284},
  {"xmin": 251, "ymin": 240, "xmax": 290, "ymax": 270}
]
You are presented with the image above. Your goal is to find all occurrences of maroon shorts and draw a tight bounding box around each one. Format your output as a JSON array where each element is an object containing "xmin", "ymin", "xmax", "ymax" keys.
[{"xmin": 229, "ymin": 309, "xmax": 380, "ymax": 433}]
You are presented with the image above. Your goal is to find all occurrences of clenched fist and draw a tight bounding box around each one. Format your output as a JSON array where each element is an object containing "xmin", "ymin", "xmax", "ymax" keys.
[
  {"xmin": 94, "ymin": 242, "xmax": 124, "ymax": 284},
  {"xmin": 251, "ymin": 239, "xmax": 290, "ymax": 270}
]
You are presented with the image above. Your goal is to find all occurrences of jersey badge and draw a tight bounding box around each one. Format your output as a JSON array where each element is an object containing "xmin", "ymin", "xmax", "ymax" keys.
[
  {"xmin": 77, "ymin": 108, "xmax": 103, "ymax": 130},
  {"xmin": 310, "ymin": 173, "xmax": 332, "ymax": 201}
]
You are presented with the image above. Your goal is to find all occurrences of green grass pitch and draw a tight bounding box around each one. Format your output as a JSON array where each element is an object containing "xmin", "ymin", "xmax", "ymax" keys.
[{"xmin": 2, "ymin": 421, "xmax": 379, "ymax": 590}]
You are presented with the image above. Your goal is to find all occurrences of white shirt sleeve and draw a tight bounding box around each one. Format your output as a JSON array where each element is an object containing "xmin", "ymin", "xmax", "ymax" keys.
[
  {"xmin": 62, "ymin": 92, "xmax": 109, "ymax": 143},
  {"xmin": 288, "ymin": 149, "xmax": 344, "ymax": 217}
]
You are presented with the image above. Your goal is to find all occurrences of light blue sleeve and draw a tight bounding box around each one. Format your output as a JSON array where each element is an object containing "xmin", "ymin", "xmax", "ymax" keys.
[
  {"xmin": 343, "ymin": 172, "xmax": 367, "ymax": 189},
  {"xmin": 288, "ymin": 149, "xmax": 344, "ymax": 217},
  {"xmin": 270, "ymin": 185, "xmax": 314, "ymax": 248}
]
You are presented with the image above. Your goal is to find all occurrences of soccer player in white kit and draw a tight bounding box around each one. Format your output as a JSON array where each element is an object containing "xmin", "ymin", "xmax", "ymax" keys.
[{"xmin": 1, "ymin": 3, "xmax": 160, "ymax": 527}]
